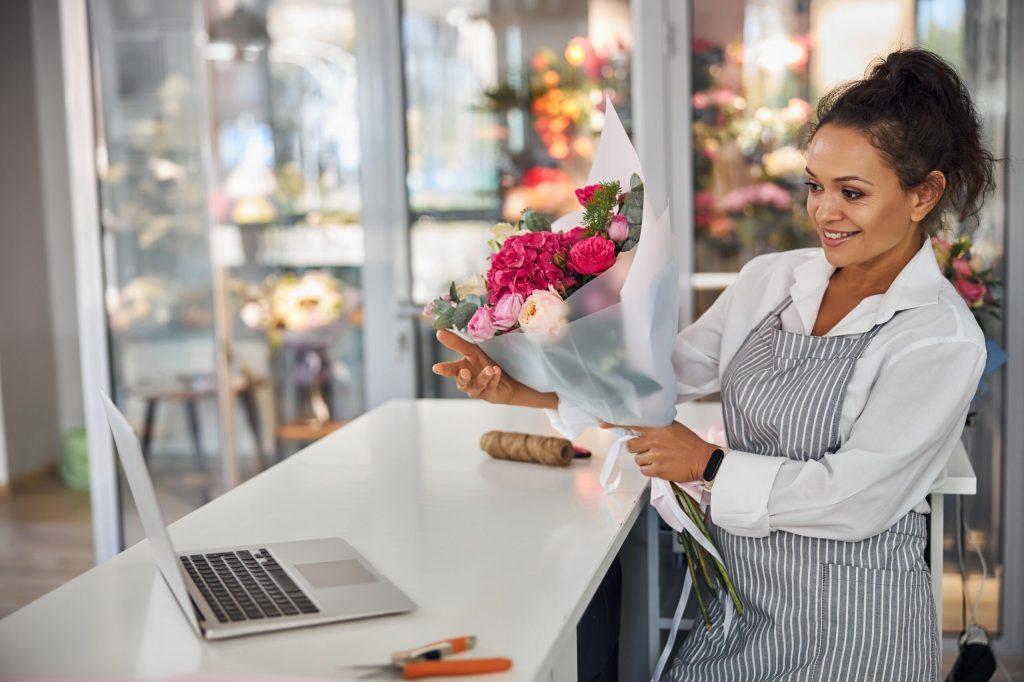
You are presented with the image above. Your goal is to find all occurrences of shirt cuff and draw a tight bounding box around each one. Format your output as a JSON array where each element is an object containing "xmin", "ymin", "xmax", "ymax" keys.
[
  {"xmin": 544, "ymin": 397, "xmax": 596, "ymax": 440},
  {"xmin": 709, "ymin": 450, "xmax": 785, "ymax": 538}
]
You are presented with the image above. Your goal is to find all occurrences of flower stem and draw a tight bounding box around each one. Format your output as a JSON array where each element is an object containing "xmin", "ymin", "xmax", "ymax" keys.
[{"xmin": 681, "ymin": 532, "xmax": 712, "ymax": 631}]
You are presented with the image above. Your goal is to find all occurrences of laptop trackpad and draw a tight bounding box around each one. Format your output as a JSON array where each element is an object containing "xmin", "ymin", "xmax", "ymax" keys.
[{"xmin": 294, "ymin": 559, "xmax": 379, "ymax": 588}]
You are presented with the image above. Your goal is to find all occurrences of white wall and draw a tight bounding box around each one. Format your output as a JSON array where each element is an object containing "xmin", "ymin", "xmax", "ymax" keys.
[
  {"xmin": 0, "ymin": 0, "xmax": 64, "ymax": 480},
  {"xmin": 33, "ymin": 0, "xmax": 83, "ymax": 435}
]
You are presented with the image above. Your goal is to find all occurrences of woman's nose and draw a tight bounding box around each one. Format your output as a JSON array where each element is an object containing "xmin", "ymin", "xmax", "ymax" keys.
[{"xmin": 813, "ymin": 192, "xmax": 843, "ymax": 225}]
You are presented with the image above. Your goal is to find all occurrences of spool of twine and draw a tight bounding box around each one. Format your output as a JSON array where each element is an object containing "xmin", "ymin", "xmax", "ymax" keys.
[{"xmin": 479, "ymin": 430, "xmax": 574, "ymax": 467}]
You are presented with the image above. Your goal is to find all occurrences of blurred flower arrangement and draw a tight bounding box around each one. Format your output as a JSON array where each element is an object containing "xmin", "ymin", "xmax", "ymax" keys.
[
  {"xmin": 107, "ymin": 276, "xmax": 175, "ymax": 331},
  {"xmin": 236, "ymin": 270, "xmax": 355, "ymax": 429},
  {"xmin": 931, "ymin": 235, "xmax": 1001, "ymax": 320},
  {"xmin": 691, "ymin": 43, "xmax": 816, "ymax": 265},
  {"xmin": 483, "ymin": 35, "xmax": 631, "ymax": 223},
  {"xmin": 238, "ymin": 270, "xmax": 347, "ymax": 345}
]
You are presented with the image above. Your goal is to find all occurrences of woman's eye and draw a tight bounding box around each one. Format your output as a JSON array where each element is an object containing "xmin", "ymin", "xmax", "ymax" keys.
[
  {"xmin": 803, "ymin": 180, "xmax": 822, "ymax": 192},
  {"xmin": 842, "ymin": 188, "xmax": 863, "ymax": 200}
]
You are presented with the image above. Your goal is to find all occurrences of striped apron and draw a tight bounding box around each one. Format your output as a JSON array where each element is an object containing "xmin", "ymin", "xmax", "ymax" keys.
[{"xmin": 664, "ymin": 296, "xmax": 939, "ymax": 682}]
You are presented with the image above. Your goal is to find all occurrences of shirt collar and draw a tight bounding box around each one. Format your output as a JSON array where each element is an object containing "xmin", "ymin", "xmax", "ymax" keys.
[{"xmin": 789, "ymin": 238, "xmax": 944, "ymax": 335}]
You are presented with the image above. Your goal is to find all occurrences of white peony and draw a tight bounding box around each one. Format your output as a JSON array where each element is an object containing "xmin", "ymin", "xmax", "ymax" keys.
[{"xmin": 518, "ymin": 288, "xmax": 568, "ymax": 336}]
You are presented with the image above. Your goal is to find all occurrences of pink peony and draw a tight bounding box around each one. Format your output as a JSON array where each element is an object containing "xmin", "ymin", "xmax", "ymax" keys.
[
  {"xmin": 608, "ymin": 215, "xmax": 629, "ymax": 242},
  {"xmin": 467, "ymin": 306, "xmax": 497, "ymax": 341},
  {"xmin": 485, "ymin": 231, "xmax": 575, "ymax": 304},
  {"xmin": 575, "ymin": 183, "xmax": 602, "ymax": 207},
  {"xmin": 954, "ymin": 277, "xmax": 987, "ymax": 307},
  {"xmin": 492, "ymin": 293, "xmax": 523, "ymax": 331},
  {"xmin": 952, "ymin": 256, "xmax": 973, "ymax": 279},
  {"xmin": 568, "ymin": 236, "xmax": 617, "ymax": 275}
]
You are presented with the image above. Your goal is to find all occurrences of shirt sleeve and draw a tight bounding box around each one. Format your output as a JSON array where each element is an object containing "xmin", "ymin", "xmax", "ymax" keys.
[
  {"xmin": 709, "ymin": 337, "xmax": 986, "ymax": 541},
  {"xmin": 672, "ymin": 275, "xmax": 737, "ymax": 403}
]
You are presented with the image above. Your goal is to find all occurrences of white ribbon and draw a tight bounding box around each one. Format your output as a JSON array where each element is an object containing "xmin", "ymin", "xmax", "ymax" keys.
[
  {"xmin": 648, "ymin": 478, "xmax": 737, "ymax": 681},
  {"xmin": 599, "ymin": 429, "xmax": 634, "ymax": 492}
]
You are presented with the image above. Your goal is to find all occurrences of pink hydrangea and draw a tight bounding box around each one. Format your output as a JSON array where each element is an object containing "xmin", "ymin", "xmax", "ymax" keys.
[{"xmin": 485, "ymin": 231, "xmax": 575, "ymax": 304}]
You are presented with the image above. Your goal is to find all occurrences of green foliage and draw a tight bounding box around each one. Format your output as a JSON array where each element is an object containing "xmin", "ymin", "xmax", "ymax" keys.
[
  {"xmin": 452, "ymin": 301, "xmax": 479, "ymax": 330},
  {"xmin": 582, "ymin": 181, "xmax": 621, "ymax": 235},
  {"xmin": 520, "ymin": 209, "xmax": 552, "ymax": 232}
]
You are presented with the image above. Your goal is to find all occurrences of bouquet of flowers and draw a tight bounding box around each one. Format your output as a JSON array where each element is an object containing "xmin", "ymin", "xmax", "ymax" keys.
[
  {"xmin": 931, "ymin": 234, "xmax": 1001, "ymax": 320},
  {"xmin": 238, "ymin": 270, "xmax": 346, "ymax": 345},
  {"xmin": 428, "ymin": 101, "xmax": 741, "ymax": 668}
]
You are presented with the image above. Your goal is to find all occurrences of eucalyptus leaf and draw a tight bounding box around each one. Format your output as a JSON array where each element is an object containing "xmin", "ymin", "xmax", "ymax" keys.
[
  {"xmin": 452, "ymin": 301, "xmax": 479, "ymax": 330},
  {"xmin": 630, "ymin": 173, "xmax": 644, "ymax": 192},
  {"xmin": 626, "ymin": 203, "xmax": 643, "ymax": 224},
  {"xmin": 449, "ymin": 282, "xmax": 459, "ymax": 302},
  {"xmin": 433, "ymin": 305, "xmax": 456, "ymax": 331},
  {"xmin": 520, "ymin": 210, "xmax": 552, "ymax": 232}
]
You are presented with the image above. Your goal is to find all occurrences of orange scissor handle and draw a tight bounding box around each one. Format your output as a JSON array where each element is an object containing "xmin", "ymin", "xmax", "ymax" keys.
[{"xmin": 403, "ymin": 657, "xmax": 513, "ymax": 679}]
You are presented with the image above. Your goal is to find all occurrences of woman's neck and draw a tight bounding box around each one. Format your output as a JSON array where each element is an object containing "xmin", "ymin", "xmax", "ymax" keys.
[{"xmin": 830, "ymin": 230, "xmax": 925, "ymax": 296}]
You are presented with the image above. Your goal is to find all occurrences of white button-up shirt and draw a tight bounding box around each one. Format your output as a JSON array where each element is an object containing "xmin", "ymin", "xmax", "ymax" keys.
[{"xmin": 552, "ymin": 238, "xmax": 986, "ymax": 542}]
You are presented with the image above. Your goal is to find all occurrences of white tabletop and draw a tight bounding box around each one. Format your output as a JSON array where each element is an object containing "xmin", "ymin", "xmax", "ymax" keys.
[
  {"xmin": 0, "ymin": 399, "xmax": 974, "ymax": 680},
  {"xmin": 0, "ymin": 400, "xmax": 659, "ymax": 680}
]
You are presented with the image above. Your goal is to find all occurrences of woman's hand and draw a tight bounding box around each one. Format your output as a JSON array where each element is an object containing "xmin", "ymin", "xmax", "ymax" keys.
[
  {"xmin": 600, "ymin": 420, "xmax": 717, "ymax": 482},
  {"xmin": 431, "ymin": 330, "xmax": 557, "ymax": 409}
]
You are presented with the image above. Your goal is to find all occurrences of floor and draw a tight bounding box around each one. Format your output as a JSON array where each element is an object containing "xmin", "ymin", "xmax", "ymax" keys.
[{"xmin": 1, "ymin": 474, "xmax": 1023, "ymax": 680}]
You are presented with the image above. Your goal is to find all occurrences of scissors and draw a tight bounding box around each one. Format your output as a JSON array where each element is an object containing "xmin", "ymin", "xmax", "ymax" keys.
[{"xmin": 346, "ymin": 635, "xmax": 513, "ymax": 679}]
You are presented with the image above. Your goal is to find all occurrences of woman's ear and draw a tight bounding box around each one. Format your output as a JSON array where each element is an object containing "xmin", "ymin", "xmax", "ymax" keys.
[{"xmin": 911, "ymin": 170, "xmax": 947, "ymax": 222}]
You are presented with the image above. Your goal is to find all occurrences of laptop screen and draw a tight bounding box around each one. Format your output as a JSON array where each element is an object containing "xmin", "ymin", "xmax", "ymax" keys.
[{"xmin": 100, "ymin": 392, "xmax": 202, "ymax": 635}]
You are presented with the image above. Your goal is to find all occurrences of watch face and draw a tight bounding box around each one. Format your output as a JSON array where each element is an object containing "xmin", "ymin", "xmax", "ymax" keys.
[{"xmin": 703, "ymin": 448, "xmax": 725, "ymax": 480}]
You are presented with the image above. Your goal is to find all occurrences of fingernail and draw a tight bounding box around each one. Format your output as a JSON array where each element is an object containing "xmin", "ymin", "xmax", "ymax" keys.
[{"xmin": 484, "ymin": 367, "xmax": 492, "ymax": 376}]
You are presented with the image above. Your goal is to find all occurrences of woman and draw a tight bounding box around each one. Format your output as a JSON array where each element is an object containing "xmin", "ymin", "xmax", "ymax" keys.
[{"xmin": 433, "ymin": 48, "xmax": 994, "ymax": 680}]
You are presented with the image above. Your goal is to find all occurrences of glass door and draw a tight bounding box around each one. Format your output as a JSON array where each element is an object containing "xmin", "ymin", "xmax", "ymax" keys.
[{"xmin": 86, "ymin": 0, "xmax": 371, "ymax": 548}]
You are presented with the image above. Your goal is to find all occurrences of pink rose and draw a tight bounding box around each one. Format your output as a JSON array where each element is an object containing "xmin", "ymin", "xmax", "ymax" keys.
[
  {"xmin": 559, "ymin": 226, "xmax": 587, "ymax": 248},
  {"xmin": 954, "ymin": 277, "xmax": 987, "ymax": 307},
  {"xmin": 568, "ymin": 236, "xmax": 616, "ymax": 275},
  {"xmin": 485, "ymin": 231, "xmax": 575, "ymax": 304},
  {"xmin": 608, "ymin": 215, "xmax": 628, "ymax": 242},
  {"xmin": 492, "ymin": 293, "xmax": 523, "ymax": 331},
  {"xmin": 952, "ymin": 256, "xmax": 973, "ymax": 279},
  {"xmin": 575, "ymin": 183, "xmax": 602, "ymax": 207},
  {"xmin": 466, "ymin": 306, "xmax": 497, "ymax": 341}
]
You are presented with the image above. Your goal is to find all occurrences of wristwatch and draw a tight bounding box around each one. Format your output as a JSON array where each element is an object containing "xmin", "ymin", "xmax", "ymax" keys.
[{"xmin": 702, "ymin": 448, "xmax": 728, "ymax": 492}]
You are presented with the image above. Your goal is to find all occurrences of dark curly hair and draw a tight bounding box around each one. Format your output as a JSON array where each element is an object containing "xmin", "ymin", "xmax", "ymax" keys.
[{"xmin": 801, "ymin": 48, "xmax": 996, "ymax": 235}]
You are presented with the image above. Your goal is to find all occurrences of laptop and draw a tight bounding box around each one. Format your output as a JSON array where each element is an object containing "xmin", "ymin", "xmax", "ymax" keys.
[{"xmin": 99, "ymin": 392, "xmax": 415, "ymax": 640}]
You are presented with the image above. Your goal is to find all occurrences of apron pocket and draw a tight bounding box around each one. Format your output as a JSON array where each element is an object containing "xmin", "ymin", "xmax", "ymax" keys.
[{"xmin": 816, "ymin": 563, "xmax": 938, "ymax": 682}]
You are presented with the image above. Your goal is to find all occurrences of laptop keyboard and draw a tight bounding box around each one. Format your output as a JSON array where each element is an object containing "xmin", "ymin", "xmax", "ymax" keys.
[{"xmin": 180, "ymin": 548, "xmax": 320, "ymax": 623}]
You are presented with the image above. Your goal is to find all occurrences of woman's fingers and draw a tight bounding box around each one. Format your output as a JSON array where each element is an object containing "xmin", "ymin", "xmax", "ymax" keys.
[
  {"xmin": 432, "ymin": 358, "xmax": 467, "ymax": 376},
  {"xmin": 625, "ymin": 435, "xmax": 650, "ymax": 454},
  {"xmin": 436, "ymin": 329, "xmax": 479, "ymax": 358}
]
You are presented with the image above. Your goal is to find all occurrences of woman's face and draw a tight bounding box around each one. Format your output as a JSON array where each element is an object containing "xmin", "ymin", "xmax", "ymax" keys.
[{"xmin": 804, "ymin": 124, "xmax": 929, "ymax": 271}]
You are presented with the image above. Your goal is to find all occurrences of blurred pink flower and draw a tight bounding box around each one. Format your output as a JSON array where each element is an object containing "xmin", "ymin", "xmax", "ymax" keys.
[
  {"xmin": 692, "ymin": 92, "xmax": 710, "ymax": 109},
  {"xmin": 422, "ymin": 301, "xmax": 436, "ymax": 316},
  {"xmin": 952, "ymin": 256, "xmax": 973, "ymax": 279},
  {"xmin": 719, "ymin": 183, "xmax": 791, "ymax": 213},
  {"xmin": 954, "ymin": 277, "xmax": 987, "ymax": 306}
]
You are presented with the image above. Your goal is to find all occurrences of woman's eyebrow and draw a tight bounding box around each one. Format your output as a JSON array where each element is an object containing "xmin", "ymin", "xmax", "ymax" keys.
[{"xmin": 804, "ymin": 166, "xmax": 873, "ymax": 185}]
